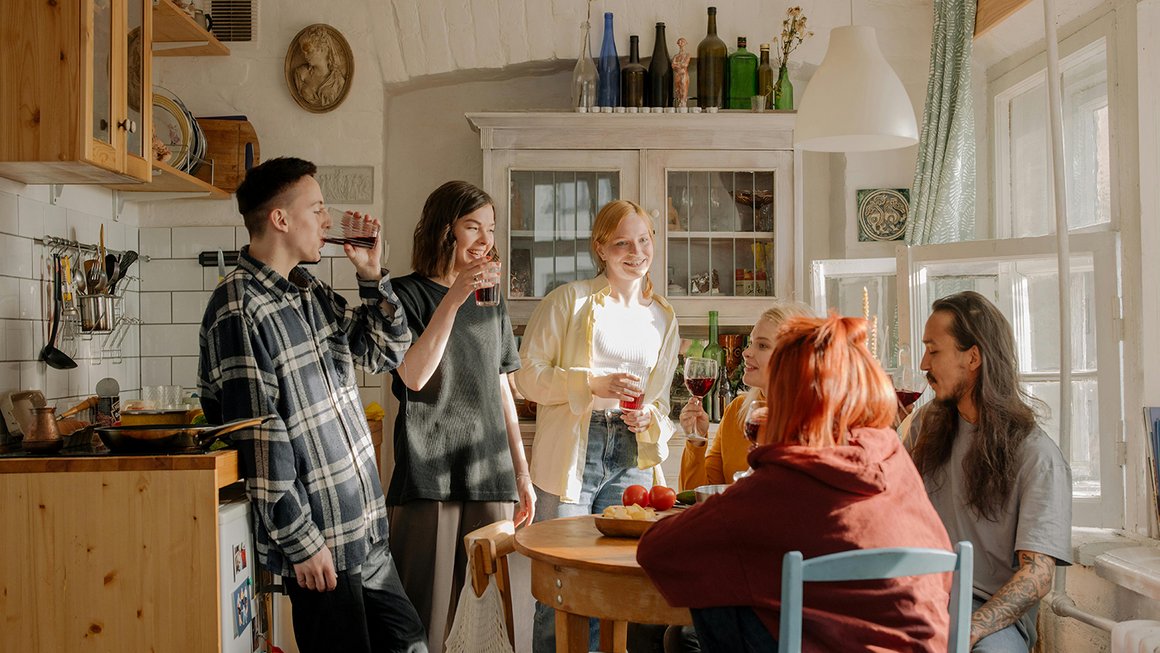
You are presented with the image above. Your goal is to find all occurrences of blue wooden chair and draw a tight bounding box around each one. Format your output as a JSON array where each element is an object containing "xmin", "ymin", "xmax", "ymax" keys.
[{"xmin": 777, "ymin": 541, "xmax": 973, "ymax": 653}]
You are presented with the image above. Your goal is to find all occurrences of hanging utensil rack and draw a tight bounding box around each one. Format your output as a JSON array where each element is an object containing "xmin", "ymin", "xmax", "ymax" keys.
[{"xmin": 36, "ymin": 235, "xmax": 152, "ymax": 262}]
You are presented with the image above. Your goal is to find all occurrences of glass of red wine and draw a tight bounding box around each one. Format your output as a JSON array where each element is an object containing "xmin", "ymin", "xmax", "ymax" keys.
[
  {"xmin": 743, "ymin": 399, "xmax": 767, "ymax": 445},
  {"xmin": 618, "ymin": 363, "xmax": 650, "ymax": 411},
  {"xmin": 893, "ymin": 345, "xmax": 927, "ymax": 409},
  {"xmin": 323, "ymin": 211, "xmax": 380, "ymax": 249},
  {"xmin": 683, "ymin": 357, "xmax": 719, "ymax": 401}
]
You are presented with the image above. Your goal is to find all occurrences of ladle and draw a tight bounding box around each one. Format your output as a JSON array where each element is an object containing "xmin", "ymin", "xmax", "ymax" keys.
[{"xmin": 40, "ymin": 253, "xmax": 77, "ymax": 370}]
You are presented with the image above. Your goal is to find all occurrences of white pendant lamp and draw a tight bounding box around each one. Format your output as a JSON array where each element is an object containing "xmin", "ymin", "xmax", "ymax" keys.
[{"xmin": 794, "ymin": 25, "xmax": 919, "ymax": 152}]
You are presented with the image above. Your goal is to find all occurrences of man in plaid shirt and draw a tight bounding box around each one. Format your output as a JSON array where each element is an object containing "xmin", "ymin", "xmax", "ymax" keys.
[{"xmin": 199, "ymin": 157, "xmax": 426, "ymax": 653}]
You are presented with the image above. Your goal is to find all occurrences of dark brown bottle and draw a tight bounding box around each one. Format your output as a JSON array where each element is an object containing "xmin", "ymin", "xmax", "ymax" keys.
[
  {"xmin": 647, "ymin": 22, "xmax": 672, "ymax": 108},
  {"xmin": 696, "ymin": 6, "xmax": 727, "ymax": 108},
  {"xmin": 622, "ymin": 35, "xmax": 647, "ymax": 108}
]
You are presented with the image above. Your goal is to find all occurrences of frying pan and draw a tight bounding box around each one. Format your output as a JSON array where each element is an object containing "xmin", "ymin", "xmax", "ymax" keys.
[{"xmin": 92, "ymin": 415, "xmax": 275, "ymax": 454}]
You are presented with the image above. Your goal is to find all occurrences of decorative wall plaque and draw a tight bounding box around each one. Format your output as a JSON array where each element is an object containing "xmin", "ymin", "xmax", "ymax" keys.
[
  {"xmin": 856, "ymin": 188, "xmax": 910, "ymax": 242},
  {"xmin": 285, "ymin": 24, "xmax": 354, "ymax": 113},
  {"xmin": 316, "ymin": 166, "xmax": 374, "ymax": 204}
]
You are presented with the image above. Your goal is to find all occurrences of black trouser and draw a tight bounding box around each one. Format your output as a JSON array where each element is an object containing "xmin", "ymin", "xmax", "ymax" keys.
[
  {"xmin": 690, "ymin": 606, "xmax": 777, "ymax": 653},
  {"xmin": 287, "ymin": 568, "xmax": 428, "ymax": 653}
]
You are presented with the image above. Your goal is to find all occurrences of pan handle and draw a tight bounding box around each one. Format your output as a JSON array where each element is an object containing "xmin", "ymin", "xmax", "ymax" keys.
[{"xmin": 198, "ymin": 414, "xmax": 277, "ymax": 445}]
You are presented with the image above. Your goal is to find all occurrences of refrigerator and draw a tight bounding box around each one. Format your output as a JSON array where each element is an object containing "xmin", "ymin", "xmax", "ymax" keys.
[{"xmin": 219, "ymin": 499, "xmax": 260, "ymax": 653}]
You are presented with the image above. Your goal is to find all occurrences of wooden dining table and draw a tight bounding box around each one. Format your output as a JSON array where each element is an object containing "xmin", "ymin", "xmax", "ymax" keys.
[{"xmin": 514, "ymin": 515, "xmax": 692, "ymax": 653}]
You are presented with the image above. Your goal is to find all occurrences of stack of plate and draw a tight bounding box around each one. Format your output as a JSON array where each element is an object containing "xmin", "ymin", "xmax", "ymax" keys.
[{"xmin": 152, "ymin": 86, "xmax": 206, "ymax": 175}]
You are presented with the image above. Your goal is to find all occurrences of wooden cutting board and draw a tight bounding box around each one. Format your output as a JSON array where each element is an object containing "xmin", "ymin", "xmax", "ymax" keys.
[{"xmin": 193, "ymin": 118, "xmax": 259, "ymax": 192}]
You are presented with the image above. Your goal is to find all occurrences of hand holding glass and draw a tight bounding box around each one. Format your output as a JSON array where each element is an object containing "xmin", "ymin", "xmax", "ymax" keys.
[
  {"xmin": 618, "ymin": 364, "xmax": 649, "ymax": 411},
  {"xmin": 324, "ymin": 211, "xmax": 380, "ymax": 249},
  {"xmin": 474, "ymin": 251, "xmax": 501, "ymax": 307}
]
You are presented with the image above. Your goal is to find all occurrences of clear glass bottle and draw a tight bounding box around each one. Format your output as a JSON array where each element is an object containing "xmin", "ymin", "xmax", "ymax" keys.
[
  {"xmin": 647, "ymin": 22, "xmax": 672, "ymax": 108},
  {"xmin": 757, "ymin": 43, "xmax": 775, "ymax": 109},
  {"xmin": 696, "ymin": 7, "xmax": 727, "ymax": 108},
  {"xmin": 622, "ymin": 35, "xmax": 647, "ymax": 108},
  {"xmin": 727, "ymin": 37, "xmax": 758, "ymax": 109},
  {"xmin": 597, "ymin": 12, "xmax": 621, "ymax": 107},
  {"xmin": 571, "ymin": 21, "xmax": 599, "ymax": 111}
]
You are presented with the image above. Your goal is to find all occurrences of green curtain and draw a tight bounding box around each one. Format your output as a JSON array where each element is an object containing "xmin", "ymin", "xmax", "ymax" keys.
[{"xmin": 906, "ymin": 0, "xmax": 976, "ymax": 245}]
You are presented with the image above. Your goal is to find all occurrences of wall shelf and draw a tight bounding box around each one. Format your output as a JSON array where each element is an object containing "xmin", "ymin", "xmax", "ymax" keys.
[
  {"xmin": 108, "ymin": 161, "xmax": 230, "ymax": 200},
  {"xmin": 153, "ymin": 0, "xmax": 229, "ymax": 57}
]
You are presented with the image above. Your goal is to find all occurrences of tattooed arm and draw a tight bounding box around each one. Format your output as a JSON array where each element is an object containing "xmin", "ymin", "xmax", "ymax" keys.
[{"xmin": 969, "ymin": 550, "xmax": 1056, "ymax": 647}]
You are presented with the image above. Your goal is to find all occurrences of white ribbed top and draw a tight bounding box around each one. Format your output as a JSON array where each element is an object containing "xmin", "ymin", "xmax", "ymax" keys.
[{"xmin": 590, "ymin": 300, "xmax": 668, "ymax": 409}]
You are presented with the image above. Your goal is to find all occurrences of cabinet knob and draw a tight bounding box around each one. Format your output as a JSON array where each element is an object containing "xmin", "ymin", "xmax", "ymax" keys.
[{"xmin": 117, "ymin": 119, "xmax": 138, "ymax": 134}]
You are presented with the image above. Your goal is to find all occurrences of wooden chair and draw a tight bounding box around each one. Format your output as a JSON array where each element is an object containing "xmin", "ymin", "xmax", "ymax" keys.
[
  {"xmin": 777, "ymin": 541, "xmax": 974, "ymax": 653},
  {"xmin": 463, "ymin": 519, "xmax": 517, "ymax": 650}
]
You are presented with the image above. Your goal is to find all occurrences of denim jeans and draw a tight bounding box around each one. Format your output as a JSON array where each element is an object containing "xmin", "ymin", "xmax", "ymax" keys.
[
  {"xmin": 972, "ymin": 597, "xmax": 1034, "ymax": 652},
  {"xmin": 531, "ymin": 410, "xmax": 652, "ymax": 653}
]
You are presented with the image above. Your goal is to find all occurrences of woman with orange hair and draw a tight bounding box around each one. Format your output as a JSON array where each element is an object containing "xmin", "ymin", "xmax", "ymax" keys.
[{"xmin": 638, "ymin": 315, "xmax": 953, "ymax": 653}]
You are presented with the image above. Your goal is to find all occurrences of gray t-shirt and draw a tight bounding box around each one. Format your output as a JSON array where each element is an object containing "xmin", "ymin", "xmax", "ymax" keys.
[{"xmin": 918, "ymin": 412, "xmax": 1073, "ymax": 600}]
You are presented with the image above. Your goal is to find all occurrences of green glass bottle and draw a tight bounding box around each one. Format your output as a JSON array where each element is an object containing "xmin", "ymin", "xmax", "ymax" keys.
[
  {"xmin": 727, "ymin": 37, "xmax": 758, "ymax": 109},
  {"xmin": 701, "ymin": 310, "xmax": 725, "ymax": 412},
  {"xmin": 774, "ymin": 64, "xmax": 794, "ymax": 110},
  {"xmin": 757, "ymin": 43, "xmax": 775, "ymax": 109},
  {"xmin": 696, "ymin": 6, "xmax": 727, "ymax": 108}
]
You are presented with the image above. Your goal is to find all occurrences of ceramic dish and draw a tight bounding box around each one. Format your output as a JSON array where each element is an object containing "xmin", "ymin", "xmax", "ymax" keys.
[
  {"xmin": 152, "ymin": 94, "xmax": 190, "ymax": 171},
  {"xmin": 593, "ymin": 515, "xmax": 656, "ymax": 538}
]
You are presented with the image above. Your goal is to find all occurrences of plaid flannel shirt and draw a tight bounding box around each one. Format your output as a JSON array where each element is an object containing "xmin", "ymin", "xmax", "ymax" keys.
[{"xmin": 198, "ymin": 248, "xmax": 410, "ymax": 576}]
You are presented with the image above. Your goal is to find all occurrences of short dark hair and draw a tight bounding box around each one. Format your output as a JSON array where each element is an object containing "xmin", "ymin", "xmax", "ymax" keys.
[
  {"xmin": 411, "ymin": 181, "xmax": 494, "ymax": 278},
  {"xmin": 235, "ymin": 157, "xmax": 318, "ymax": 235}
]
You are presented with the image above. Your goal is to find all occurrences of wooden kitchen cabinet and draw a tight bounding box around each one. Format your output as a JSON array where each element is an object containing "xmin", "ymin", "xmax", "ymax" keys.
[
  {"xmin": 0, "ymin": 0, "xmax": 229, "ymax": 198},
  {"xmin": 468, "ymin": 112, "xmax": 801, "ymax": 326},
  {"xmin": 0, "ymin": 450, "xmax": 243, "ymax": 652}
]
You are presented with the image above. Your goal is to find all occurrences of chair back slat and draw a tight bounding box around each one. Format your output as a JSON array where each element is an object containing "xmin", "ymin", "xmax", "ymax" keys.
[
  {"xmin": 777, "ymin": 541, "xmax": 974, "ymax": 653},
  {"xmin": 463, "ymin": 520, "xmax": 517, "ymax": 649}
]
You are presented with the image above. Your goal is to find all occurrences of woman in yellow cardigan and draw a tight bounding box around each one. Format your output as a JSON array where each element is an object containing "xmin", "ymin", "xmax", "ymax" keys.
[{"xmin": 679, "ymin": 300, "xmax": 813, "ymax": 490}]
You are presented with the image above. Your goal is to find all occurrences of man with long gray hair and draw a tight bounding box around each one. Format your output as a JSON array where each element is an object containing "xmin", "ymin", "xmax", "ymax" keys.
[{"xmin": 907, "ymin": 291, "xmax": 1071, "ymax": 652}]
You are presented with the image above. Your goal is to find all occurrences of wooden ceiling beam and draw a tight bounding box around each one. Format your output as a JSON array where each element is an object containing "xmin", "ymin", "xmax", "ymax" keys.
[{"xmin": 975, "ymin": 0, "xmax": 1034, "ymax": 38}]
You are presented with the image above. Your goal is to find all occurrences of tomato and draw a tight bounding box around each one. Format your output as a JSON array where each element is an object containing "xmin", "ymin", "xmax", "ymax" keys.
[
  {"xmin": 649, "ymin": 485, "xmax": 677, "ymax": 511},
  {"xmin": 622, "ymin": 484, "xmax": 650, "ymax": 508}
]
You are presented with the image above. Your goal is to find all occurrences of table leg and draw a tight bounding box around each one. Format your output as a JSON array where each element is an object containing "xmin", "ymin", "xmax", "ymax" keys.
[
  {"xmin": 598, "ymin": 619, "xmax": 628, "ymax": 653},
  {"xmin": 556, "ymin": 610, "xmax": 590, "ymax": 653}
]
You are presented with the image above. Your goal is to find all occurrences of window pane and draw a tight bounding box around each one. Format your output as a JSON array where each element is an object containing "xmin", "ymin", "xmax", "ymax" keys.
[
  {"xmin": 1016, "ymin": 261, "xmax": 1098, "ymax": 373},
  {"xmin": 1025, "ymin": 379, "xmax": 1100, "ymax": 497},
  {"xmin": 1003, "ymin": 40, "xmax": 1110, "ymax": 236}
]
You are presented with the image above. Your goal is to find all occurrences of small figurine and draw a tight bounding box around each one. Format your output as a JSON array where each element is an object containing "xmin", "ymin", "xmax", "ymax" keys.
[{"xmin": 672, "ymin": 37, "xmax": 690, "ymax": 109}]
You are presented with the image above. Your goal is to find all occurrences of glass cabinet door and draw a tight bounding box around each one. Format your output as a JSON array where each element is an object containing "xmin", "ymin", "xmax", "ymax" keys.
[
  {"xmin": 125, "ymin": 0, "xmax": 149, "ymax": 161},
  {"xmin": 490, "ymin": 150, "xmax": 641, "ymax": 323},
  {"xmin": 92, "ymin": 0, "xmax": 114, "ymax": 147}
]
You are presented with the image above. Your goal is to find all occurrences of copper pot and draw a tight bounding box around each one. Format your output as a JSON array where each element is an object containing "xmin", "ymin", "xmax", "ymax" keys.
[{"xmin": 24, "ymin": 406, "xmax": 63, "ymax": 453}]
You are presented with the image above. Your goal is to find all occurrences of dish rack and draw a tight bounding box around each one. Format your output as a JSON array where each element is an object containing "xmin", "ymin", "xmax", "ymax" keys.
[{"xmin": 38, "ymin": 235, "xmax": 149, "ymax": 364}]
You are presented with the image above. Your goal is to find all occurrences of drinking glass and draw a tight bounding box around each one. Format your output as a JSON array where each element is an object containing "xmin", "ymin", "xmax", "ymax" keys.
[
  {"xmin": 893, "ymin": 345, "xmax": 927, "ymax": 408},
  {"xmin": 474, "ymin": 251, "xmax": 501, "ymax": 307},
  {"xmin": 618, "ymin": 363, "xmax": 650, "ymax": 411},
  {"xmin": 743, "ymin": 399, "xmax": 767, "ymax": 446},
  {"xmin": 683, "ymin": 357, "xmax": 719, "ymax": 399},
  {"xmin": 323, "ymin": 211, "xmax": 379, "ymax": 249}
]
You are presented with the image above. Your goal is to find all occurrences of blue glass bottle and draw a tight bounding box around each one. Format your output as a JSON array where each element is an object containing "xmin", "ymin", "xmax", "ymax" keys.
[{"xmin": 597, "ymin": 12, "xmax": 621, "ymax": 107}]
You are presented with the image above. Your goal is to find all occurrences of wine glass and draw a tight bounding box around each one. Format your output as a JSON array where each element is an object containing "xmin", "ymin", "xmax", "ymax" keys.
[
  {"xmin": 683, "ymin": 357, "xmax": 719, "ymax": 401},
  {"xmin": 893, "ymin": 345, "xmax": 927, "ymax": 409},
  {"xmin": 732, "ymin": 399, "xmax": 767, "ymax": 482}
]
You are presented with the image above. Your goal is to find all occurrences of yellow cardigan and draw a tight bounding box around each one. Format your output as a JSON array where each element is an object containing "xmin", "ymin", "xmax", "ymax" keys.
[
  {"xmin": 679, "ymin": 395, "xmax": 752, "ymax": 490},
  {"xmin": 513, "ymin": 276, "xmax": 681, "ymax": 502}
]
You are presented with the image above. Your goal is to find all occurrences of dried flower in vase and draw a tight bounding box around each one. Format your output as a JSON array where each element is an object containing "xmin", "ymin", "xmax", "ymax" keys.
[{"xmin": 774, "ymin": 6, "xmax": 814, "ymax": 68}]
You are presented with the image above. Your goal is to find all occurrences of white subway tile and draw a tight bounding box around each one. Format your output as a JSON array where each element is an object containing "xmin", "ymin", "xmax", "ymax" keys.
[
  {"xmin": 141, "ymin": 356, "xmax": 172, "ymax": 387},
  {"xmin": 0, "ymin": 233, "xmax": 33, "ymax": 278},
  {"xmin": 35, "ymin": 204, "xmax": 68, "ymax": 241},
  {"xmin": 140, "ymin": 292, "xmax": 172, "ymax": 324},
  {"xmin": 5, "ymin": 319, "xmax": 37, "ymax": 361},
  {"xmin": 45, "ymin": 364, "xmax": 71, "ymax": 399},
  {"xmin": 140, "ymin": 228, "xmax": 172, "ymax": 259},
  {"xmin": 171, "ymin": 226, "xmax": 236, "ymax": 259},
  {"xmin": 19, "ymin": 361, "xmax": 47, "ymax": 395},
  {"xmin": 235, "ymin": 226, "xmax": 249, "ymax": 248},
  {"xmin": 65, "ymin": 211, "xmax": 102, "ymax": 246},
  {"xmin": 18, "ymin": 278, "xmax": 45, "ymax": 320},
  {"xmin": 140, "ymin": 259, "xmax": 203, "ymax": 291},
  {"xmin": 171, "ymin": 291, "xmax": 211, "ymax": 324},
  {"xmin": 0, "ymin": 362, "xmax": 19, "ymax": 394},
  {"xmin": 0, "ymin": 191, "xmax": 18, "ymax": 235},
  {"xmin": 0, "ymin": 277, "xmax": 18, "ymax": 319},
  {"xmin": 16, "ymin": 197, "xmax": 43, "ymax": 238},
  {"xmin": 140, "ymin": 324, "xmax": 199, "ymax": 357},
  {"xmin": 171, "ymin": 356, "xmax": 199, "ymax": 389},
  {"xmin": 68, "ymin": 363, "xmax": 91, "ymax": 397}
]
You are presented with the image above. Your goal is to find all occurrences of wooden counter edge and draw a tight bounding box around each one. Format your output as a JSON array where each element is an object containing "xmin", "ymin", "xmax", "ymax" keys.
[{"xmin": 0, "ymin": 449, "xmax": 241, "ymax": 487}]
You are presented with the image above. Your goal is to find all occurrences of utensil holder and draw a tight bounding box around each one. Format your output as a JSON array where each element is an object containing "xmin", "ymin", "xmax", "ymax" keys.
[{"xmin": 79, "ymin": 294, "xmax": 119, "ymax": 333}]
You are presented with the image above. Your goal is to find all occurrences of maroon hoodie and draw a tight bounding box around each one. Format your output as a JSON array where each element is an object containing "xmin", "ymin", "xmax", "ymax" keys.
[{"xmin": 637, "ymin": 427, "xmax": 952, "ymax": 652}]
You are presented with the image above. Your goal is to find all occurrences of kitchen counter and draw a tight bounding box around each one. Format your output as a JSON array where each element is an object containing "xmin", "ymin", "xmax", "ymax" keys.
[{"xmin": 0, "ymin": 449, "xmax": 242, "ymax": 652}]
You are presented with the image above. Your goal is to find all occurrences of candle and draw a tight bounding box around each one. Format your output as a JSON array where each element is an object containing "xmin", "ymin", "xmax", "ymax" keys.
[
  {"xmin": 862, "ymin": 286, "xmax": 870, "ymax": 322},
  {"xmin": 870, "ymin": 315, "xmax": 879, "ymax": 359}
]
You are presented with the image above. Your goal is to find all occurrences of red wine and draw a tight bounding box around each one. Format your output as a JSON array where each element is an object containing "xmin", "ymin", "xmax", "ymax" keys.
[
  {"xmin": 896, "ymin": 390, "xmax": 923, "ymax": 407},
  {"xmin": 620, "ymin": 395, "xmax": 643, "ymax": 411},
  {"xmin": 475, "ymin": 285, "xmax": 499, "ymax": 306},
  {"xmin": 323, "ymin": 236, "xmax": 376, "ymax": 249},
  {"xmin": 743, "ymin": 421, "xmax": 760, "ymax": 443},
  {"xmin": 685, "ymin": 376, "xmax": 714, "ymax": 397}
]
